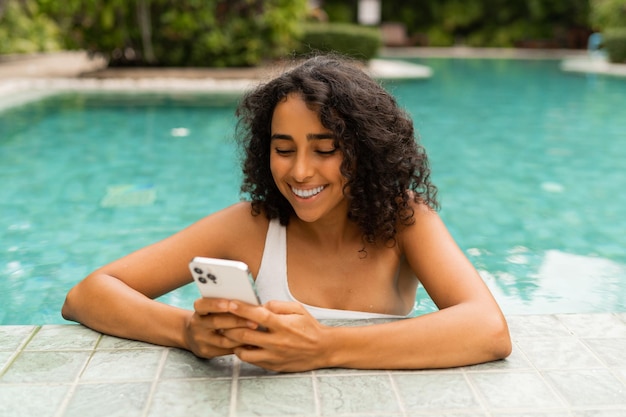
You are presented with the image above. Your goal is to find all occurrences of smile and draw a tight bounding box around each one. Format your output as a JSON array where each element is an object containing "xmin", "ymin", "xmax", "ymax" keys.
[{"xmin": 291, "ymin": 185, "xmax": 325, "ymax": 199}]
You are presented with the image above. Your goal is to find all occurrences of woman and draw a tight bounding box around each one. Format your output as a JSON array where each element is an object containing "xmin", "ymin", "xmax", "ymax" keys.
[{"xmin": 62, "ymin": 55, "xmax": 511, "ymax": 372}]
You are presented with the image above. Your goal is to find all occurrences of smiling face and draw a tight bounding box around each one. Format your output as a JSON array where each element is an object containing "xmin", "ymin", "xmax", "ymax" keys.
[{"xmin": 269, "ymin": 93, "xmax": 348, "ymax": 224}]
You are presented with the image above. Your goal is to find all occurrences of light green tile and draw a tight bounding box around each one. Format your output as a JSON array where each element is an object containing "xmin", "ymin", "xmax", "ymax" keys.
[
  {"xmin": 545, "ymin": 370, "xmax": 626, "ymax": 407},
  {"xmin": 556, "ymin": 314, "xmax": 626, "ymax": 338},
  {"xmin": 507, "ymin": 315, "xmax": 570, "ymax": 339},
  {"xmin": 0, "ymin": 325, "xmax": 36, "ymax": 351},
  {"xmin": 463, "ymin": 344, "xmax": 531, "ymax": 371},
  {"xmin": 516, "ymin": 337, "xmax": 603, "ymax": 369},
  {"xmin": 408, "ymin": 413, "xmax": 488, "ymax": 417},
  {"xmin": 237, "ymin": 377, "xmax": 316, "ymax": 416},
  {"xmin": 97, "ymin": 334, "xmax": 163, "ymax": 350},
  {"xmin": 238, "ymin": 360, "xmax": 283, "ymax": 377},
  {"xmin": 0, "ymin": 351, "xmax": 90, "ymax": 383},
  {"xmin": 572, "ymin": 411, "xmax": 626, "ymax": 417},
  {"xmin": 0, "ymin": 384, "xmax": 69, "ymax": 417},
  {"xmin": 393, "ymin": 373, "xmax": 481, "ymax": 412},
  {"xmin": 64, "ymin": 382, "xmax": 152, "ymax": 417},
  {"xmin": 583, "ymin": 338, "xmax": 626, "ymax": 367},
  {"xmin": 469, "ymin": 371, "xmax": 564, "ymax": 410},
  {"xmin": 0, "ymin": 351, "xmax": 14, "ymax": 371},
  {"xmin": 318, "ymin": 374, "xmax": 401, "ymax": 415},
  {"xmin": 492, "ymin": 413, "xmax": 570, "ymax": 417},
  {"xmin": 26, "ymin": 325, "xmax": 100, "ymax": 351},
  {"xmin": 147, "ymin": 379, "xmax": 231, "ymax": 417},
  {"xmin": 80, "ymin": 349, "xmax": 163, "ymax": 382},
  {"xmin": 315, "ymin": 367, "xmax": 389, "ymax": 375},
  {"xmin": 161, "ymin": 349, "xmax": 234, "ymax": 379}
]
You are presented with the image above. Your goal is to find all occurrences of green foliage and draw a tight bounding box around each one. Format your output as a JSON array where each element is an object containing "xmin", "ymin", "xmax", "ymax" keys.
[
  {"xmin": 38, "ymin": 0, "xmax": 308, "ymax": 67},
  {"xmin": 322, "ymin": 1, "xmax": 355, "ymax": 23},
  {"xmin": 603, "ymin": 27, "xmax": 626, "ymax": 62},
  {"xmin": 590, "ymin": 0, "xmax": 626, "ymax": 30},
  {"xmin": 0, "ymin": 0, "xmax": 62, "ymax": 54},
  {"xmin": 325, "ymin": 0, "xmax": 591, "ymax": 48},
  {"xmin": 296, "ymin": 22, "xmax": 382, "ymax": 61}
]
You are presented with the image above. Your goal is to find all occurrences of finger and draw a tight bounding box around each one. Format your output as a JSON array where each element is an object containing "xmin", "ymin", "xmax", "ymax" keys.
[
  {"xmin": 203, "ymin": 312, "xmax": 252, "ymax": 331},
  {"xmin": 233, "ymin": 345, "xmax": 271, "ymax": 365},
  {"xmin": 222, "ymin": 327, "xmax": 271, "ymax": 347},
  {"xmin": 227, "ymin": 301, "xmax": 270, "ymax": 326},
  {"xmin": 193, "ymin": 298, "xmax": 230, "ymax": 315}
]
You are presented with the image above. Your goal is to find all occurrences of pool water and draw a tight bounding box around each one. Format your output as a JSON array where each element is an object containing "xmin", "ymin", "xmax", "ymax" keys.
[{"xmin": 1, "ymin": 59, "xmax": 625, "ymax": 324}]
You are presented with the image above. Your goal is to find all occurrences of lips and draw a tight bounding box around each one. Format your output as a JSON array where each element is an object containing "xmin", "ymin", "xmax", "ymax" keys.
[{"xmin": 291, "ymin": 185, "xmax": 325, "ymax": 199}]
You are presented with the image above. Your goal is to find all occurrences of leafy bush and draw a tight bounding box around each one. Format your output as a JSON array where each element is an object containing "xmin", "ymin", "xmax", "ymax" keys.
[
  {"xmin": 0, "ymin": 0, "xmax": 62, "ymax": 54},
  {"xmin": 323, "ymin": 0, "xmax": 591, "ymax": 48},
  {"xmin": 38, "ymin": 0, "xmax": 308, "ymax": 67},
  {"xmin": 296, "ymin": 23, "xmax": 382, "ymax": 61},
  {"xmin": 603, "ymin": 27, "xmax": 626, "ymax": 62},
  {"xmin": 590, "ymin": 0, "xmax": 626, "ymax": 30}
]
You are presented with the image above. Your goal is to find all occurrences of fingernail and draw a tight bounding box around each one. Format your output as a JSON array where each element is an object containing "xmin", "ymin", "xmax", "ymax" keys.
[
  {"xmin": 229, "ymin": 301, "xmax": 238, "ymax": 311},
  {"xmin": 217, "ymin": 300, "xmax": 228, "ymax": 310}
]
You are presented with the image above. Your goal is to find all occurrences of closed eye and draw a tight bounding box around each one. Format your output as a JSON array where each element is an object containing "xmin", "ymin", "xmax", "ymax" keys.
[{"xmin": 316, "ymin": 148, "xmax": 338, "ymax": 155}]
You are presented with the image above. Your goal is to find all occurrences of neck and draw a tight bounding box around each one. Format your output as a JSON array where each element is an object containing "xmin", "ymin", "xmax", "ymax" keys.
[{"xmin": 290, "ymin": 215, "xmax": 363, "ymax": 251}]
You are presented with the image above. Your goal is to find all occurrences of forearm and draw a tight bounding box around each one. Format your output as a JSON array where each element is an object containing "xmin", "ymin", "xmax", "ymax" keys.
[
  {"xmin": 62, "ymin": 273, "xmax": 191, "ymax": 350},
  {"xmin": 325, "ymin": 303, "xmax": 511, "ymax": 369}
]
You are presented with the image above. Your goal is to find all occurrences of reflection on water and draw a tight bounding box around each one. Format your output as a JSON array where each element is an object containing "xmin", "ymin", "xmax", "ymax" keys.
[
  {"xmin": 481, "ymin": 249, "xmax": 626, "ymax": 314},
  {"xmin": 414, "ymin": 248, "xmax": 626, "ymax": 316}
]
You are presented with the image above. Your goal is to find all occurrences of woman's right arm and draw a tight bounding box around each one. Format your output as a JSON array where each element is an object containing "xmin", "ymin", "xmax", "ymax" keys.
[
  {"xmin": 62, "ymin": 270, "xmax": 194, "ymax": 349},
  {"xmin": 61, "ymin": 202, "xmax": 266, "ymax": 355}
]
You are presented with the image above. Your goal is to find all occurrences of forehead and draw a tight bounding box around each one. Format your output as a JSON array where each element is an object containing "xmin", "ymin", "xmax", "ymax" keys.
[{"xmin": 271, "ymin": 93, "xmax": 326, "ymax": 132}]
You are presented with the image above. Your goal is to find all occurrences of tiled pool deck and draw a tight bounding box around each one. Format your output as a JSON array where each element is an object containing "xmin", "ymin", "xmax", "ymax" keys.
[{"xmin": 1, "ymin": 314, "xmax": 625, "ymax": 417}]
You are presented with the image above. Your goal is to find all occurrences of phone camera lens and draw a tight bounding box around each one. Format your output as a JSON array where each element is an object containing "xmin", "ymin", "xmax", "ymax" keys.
[
  {"xmin": 198, "ymin": 276, "xmax": 207, "ymax": 284},
  {"xmin": 206, "ymin": 273, "xmax": 217, "ymax": 284},
  {"xmin": 194, "ymin": 267, "xmax": 203, "ymax": 274}
]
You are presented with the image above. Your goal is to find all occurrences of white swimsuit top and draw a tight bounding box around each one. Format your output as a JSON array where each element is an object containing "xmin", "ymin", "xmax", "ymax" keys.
[{"xmin": 255, "ymin": 218, "xmax": 412, "ymax": 320}]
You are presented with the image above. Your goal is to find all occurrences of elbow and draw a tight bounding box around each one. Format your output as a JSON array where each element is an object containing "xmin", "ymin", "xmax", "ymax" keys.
[
  {"xmin": 485, "ymin": 314, "xmax": 512, "ymax": 361},
  {"xmin": 61, "ymin": 284, "xmax": 80, "ymax": 322}
]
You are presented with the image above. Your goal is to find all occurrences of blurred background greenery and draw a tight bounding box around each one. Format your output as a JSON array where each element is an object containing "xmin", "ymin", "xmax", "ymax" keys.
[{"xmin": 1, "ymin": 0, "xmax": 625, "ymax": 65}]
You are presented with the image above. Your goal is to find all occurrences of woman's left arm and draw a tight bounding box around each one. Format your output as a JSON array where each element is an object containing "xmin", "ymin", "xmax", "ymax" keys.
[
  {"xmin": 329, "ymin": 204, "xmax": 511, "ymax": 369},
  {"xmin": 223, "ymin": 204, "xmax": 511, "ymax": 371}
]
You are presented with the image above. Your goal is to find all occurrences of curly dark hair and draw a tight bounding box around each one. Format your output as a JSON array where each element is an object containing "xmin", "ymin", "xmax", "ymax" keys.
[{"xmin": 235, "ymin": 54, "xmax": 438, "ymax": 246}]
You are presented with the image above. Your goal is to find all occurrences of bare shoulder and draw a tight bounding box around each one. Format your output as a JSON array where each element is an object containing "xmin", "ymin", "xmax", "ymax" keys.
[
  {"xmin": 396, "ymin": 199, "xmax": 455, "ymax": 259},
  {"xmin": 401, "ymin": 199, "xmax": 441, "ymax": 233},
  {"xmin": 189, "ymin": 201, "xmax": 269, "ymax": 258}
]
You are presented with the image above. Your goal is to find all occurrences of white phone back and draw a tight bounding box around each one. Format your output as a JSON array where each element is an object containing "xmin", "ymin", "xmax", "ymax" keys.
[{"xmin": 189, "ymin": 257, "xmax": 260, "ymax": 305}]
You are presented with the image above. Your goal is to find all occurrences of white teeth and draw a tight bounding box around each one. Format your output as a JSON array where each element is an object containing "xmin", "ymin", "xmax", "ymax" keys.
[{"xmin": 291, "ymin": 185, "xmax": 325, "ymax": 198}]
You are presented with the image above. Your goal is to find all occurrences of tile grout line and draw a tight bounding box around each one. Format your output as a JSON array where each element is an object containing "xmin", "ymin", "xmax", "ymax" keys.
[
  {"xmin": 386, "ymin": 371, "xmax": 407, "ymax": 417},
  {"xmin": 229, "ymin": 356, "xmax": 241, "ymax": 417},
  {"xmin": 559, "ymin": 312, "xmax": 626, "ymax": 387},
  {"xmin": 516, "ymin": 334, "xmax": 574, "ymax": 412},
  {"xmin": 555, "ymin": 314, "xmax": 626, "ymax": 397},
  {"xmin": 141, "ymin": 348, "xmax": 170, "ymax": 417},
  {"xmin": 461, "ymin": 367, "xmax": 492, "ymax": 417},
  {"xmin": 52, "ymin": 332, "xmax": 104, "ymax": 417},
  {"xmin": 0, "ymin": 325, "xmax": 40, "ymax": 378},
  {"xmin": 311, "ymin": 371, "xmax": 321, "ymax": 417}
]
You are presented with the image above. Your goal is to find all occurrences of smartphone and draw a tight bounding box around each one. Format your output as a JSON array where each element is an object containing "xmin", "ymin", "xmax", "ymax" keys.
[{"xmin": 189, "ymin": 257, "xmax": 260, "ymax": 305}]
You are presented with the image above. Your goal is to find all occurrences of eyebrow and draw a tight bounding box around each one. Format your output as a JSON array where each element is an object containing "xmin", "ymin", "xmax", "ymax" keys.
[{"xmin": 271, "ymin": 133, "xmax": 336, "ymax": 141}]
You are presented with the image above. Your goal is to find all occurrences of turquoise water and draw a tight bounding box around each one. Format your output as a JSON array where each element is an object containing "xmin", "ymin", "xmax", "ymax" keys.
[{"xmin": 1, "ymin": 59, "xmax": 625, "ymax": 324}]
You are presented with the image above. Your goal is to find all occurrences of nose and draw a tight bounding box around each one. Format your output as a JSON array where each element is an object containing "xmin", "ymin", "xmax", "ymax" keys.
[{"xmin": 291, "ymin": 153, "xmax": 314, "ymax": 182}]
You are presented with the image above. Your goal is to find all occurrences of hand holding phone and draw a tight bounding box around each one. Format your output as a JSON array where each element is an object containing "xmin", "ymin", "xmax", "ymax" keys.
[{"xmin": 189, "ymin": 257, "xmax": 260, "ymax": 305}]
